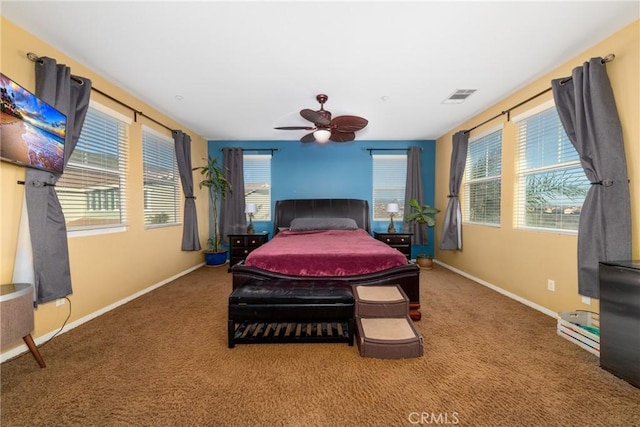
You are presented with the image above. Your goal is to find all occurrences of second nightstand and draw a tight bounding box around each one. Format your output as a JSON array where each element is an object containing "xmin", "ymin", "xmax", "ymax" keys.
[{"xmin": 373, "ymin": 232, "xmax": 412, "ymax": 259}]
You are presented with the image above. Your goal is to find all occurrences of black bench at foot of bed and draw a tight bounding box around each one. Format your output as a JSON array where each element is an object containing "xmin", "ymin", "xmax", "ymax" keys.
[{"xmin": 228, "ymin": 280, "xmax": 355, "ymax": 348}]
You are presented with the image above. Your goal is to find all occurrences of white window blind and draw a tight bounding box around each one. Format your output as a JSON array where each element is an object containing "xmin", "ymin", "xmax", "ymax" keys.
[
  {"xmin": 514, "ymin": 103, "xmax": 589, "ymax": 232},
  {"xmin": 142, "ymin": 126, "xmax": 180, "ymax": 227},
  {"xmin": 244, "ymin": 154, "xmax": 271, "ymax": 220},
  {"xmin": 56, "ymin": 103, "xmax": 129, "ymax": 232},
  {"xmin": 463, "ymin": 128, "xmax": 502, "ymax": 225},
  {"xmin": 372, "ymin": 154, "xmax": 407, "ymax": 221}
]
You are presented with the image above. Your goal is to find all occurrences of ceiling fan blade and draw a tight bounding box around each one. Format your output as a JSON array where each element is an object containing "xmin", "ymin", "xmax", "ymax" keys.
[
  {"xmin": 331, "ymin": 115, "xmax": 368, "ymax": 132},
  {"xmin": 300, "ymin": 109, "xmax": 331, "ymax": 126},
  {"xmin": 300, "ymin": 132, "xmax": 316, "ymax": 143},
  {"xmin": 329, "ymin": 131, "xmax": 356, "ymax": 143},
  {"xmin": 274, "ymin": 126, "xmax": 315, "ymax": 130}
]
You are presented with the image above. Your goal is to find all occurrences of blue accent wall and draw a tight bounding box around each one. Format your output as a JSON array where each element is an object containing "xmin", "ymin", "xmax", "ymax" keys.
[{"xmin": 208, "ymin": 139, "xmax": 437, "ymax": 257}]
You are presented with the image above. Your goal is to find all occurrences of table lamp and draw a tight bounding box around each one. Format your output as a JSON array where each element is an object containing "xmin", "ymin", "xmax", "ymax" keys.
[
  {"xmin": 245, "ymin": 203, "xmax": 257, "ymax": 234},
  {"xmin": 387, "ymin": 203, "xmax": 399, "ymax": 233}
]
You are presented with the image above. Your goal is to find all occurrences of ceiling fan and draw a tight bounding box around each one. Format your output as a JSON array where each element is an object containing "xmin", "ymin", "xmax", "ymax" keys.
[{"xmin": 274, "ymin": 94, "xmax": 368, "ymax": 143}]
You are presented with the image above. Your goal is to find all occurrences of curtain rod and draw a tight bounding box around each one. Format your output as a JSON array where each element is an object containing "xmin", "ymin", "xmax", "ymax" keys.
[
  {"xmin": 27, "ymin": 52, "xmax": 176, "ymax": 133},
  {"xmin": 219, "ymin": 148, "xmax": 279, "ymax": 154},
  {"xmin": 366, "ymin": 147, "xmax": 421, "ymax": 156},
  {"xmin": 463, "ymin": 53, "xmax": 615, "ymax": 135}
]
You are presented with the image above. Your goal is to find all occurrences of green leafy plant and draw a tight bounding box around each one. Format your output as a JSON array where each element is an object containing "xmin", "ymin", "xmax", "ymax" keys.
[
  {"xmin": 405, "ymin": 198, "xmax": 440, "ymax": 258},
  {"xmin": 193, "ymin": 157, "xmax": 232, "ymax": 253},
  {"xmin": 405, "ymin": 198, "xmax": 439, "ymax": 227}
]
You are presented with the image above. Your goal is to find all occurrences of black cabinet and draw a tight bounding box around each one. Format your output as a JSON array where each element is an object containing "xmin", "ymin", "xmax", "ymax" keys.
[
  {"xmin": 228, "ymin": 232, "xmax": 269, "ymax": 269},
  {"xmin": 373, "ymin": 232, "xmax": 412, "ymax": 259},
  {"xmin": 599, "ymin": 260, "xmax": 640, "ymax": 389}
]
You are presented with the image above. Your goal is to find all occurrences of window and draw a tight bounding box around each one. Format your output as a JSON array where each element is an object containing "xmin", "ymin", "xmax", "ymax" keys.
[
  {"xmin": 463, "ymin": 128, "xmax": 502, "ymax": 225},
  {"xmin": 372, "ymin": 154, "xmax": 407, "ymax": 221},
  {"xmin": 244, "ymin": 154, "xmax": 271, "ymax": 220},
  {"xmin": 56, "ymin": 102, "xmax": 129, "ymax": 233},
  {"xmin": 142, "ymin": 126, "xmax": 180, "ymax": 227},
  {"xmin": 514, "ymin": 102, "xmax": 589, "ymax": 232}
]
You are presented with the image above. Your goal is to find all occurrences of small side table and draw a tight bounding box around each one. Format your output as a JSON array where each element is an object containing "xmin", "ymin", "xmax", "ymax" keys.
[
  {"xmin": 373, "ymin": 232, "xmax": 412, "ymax": 259},
  {"xmin": 1, "ymin": 283, "xmax": 46, "ymax": 368},
  {"xmin": 228, "ymin": 232, "xmax": 269, "ymax": 270}
]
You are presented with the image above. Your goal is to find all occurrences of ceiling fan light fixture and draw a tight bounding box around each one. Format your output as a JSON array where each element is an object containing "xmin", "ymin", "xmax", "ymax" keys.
[
  {"xmin": 277, "ymin": 94, "xmax": 367, "ymax": 143},
  {"xmin": 313, "ymin": 129, "xmax": 331, "ymax": 143}
]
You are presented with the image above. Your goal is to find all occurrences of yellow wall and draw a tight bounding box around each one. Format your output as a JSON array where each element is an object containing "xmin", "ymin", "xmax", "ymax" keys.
[
  {"xmin": 1, "ymin": 18, "xmax": 210, "ymax": 355},
  {"xmin": 434, "ymin": 20, "xmax": 640, "ymax": 315}
]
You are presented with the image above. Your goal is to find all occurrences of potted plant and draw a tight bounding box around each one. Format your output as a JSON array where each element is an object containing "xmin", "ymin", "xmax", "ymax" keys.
[
  {"xmin": 194, "ymin": 157, "xmax": 232, "ymax": 266},
  {"xmin": 405, "ymin": 198, "xmax": 440, "ymax": 269}
]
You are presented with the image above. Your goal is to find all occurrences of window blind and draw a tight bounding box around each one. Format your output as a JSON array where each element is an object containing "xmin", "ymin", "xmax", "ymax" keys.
[
  {"xmin": 463, "ymin": 128, "xmax": 502, "ymax": 225},
  {"xmin": 56, "ymin": 104, "xmax": 129, "ymax": 232},
  {"xmin": 142, "ymin": 126, "xmax": 180, "ymax": 227},
  {"xmin": 372, "ymin": 154, "xmax": 407, "ymax": 221},
  {"xmin": 244, "ymin": 154, "xmax": 272, "ymax": 220},
  {"xmin": 514, "ymin": 104, "xmax": 589, "ymax": 232}
]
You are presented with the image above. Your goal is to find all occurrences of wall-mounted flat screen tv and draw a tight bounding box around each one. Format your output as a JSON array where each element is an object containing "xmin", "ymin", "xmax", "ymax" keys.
[{"xmin": 1, "ymin": 73, "xmax": 67, "ymax": 174}]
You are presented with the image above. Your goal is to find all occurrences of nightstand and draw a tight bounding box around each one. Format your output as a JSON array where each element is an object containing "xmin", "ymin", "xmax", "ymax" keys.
[
  {"xmin": 228, "ymin": 232, "xmax": 269, "ymax": 269},
  {"xmin": 373, "ymin": 232, "xmax": 412, "ymax": 259}
]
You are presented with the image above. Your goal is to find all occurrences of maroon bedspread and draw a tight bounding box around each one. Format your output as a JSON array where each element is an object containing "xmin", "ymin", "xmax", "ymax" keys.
[{"xmin": 243, "ymin": 229, "xmax": 408, "ymax": 277}]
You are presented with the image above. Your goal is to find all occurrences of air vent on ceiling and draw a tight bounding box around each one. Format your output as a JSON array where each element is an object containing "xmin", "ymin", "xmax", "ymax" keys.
[{"xmin": 443, "ymin": 89, "xmax": 477, "ymax": 104}]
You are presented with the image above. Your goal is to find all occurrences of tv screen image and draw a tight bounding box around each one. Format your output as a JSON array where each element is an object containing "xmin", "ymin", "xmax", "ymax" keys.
[{"xmin": 1, "ymin": 73, "xmax": 67, "ymax": 174}]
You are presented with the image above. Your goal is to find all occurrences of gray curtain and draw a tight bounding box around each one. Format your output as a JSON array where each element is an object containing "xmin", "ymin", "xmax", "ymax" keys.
[
  {"xmin": 25, "ymin": 57, "xmax": 91, "ymax": 304},
  {"xmin": 552, "ymin": 57, "xmax": 631, "ymax": 298},
  {"xmin": 440, "ymin": 131, "xmax": 469, "ymax": 250},
  {"xmin": 173, "ymin": 130, "xmax": 201, "ymax": 251},
  {"xmin": 220, "ymin": 148, "xmax": 245, "ymax": 245},
  {"xmin": 403, "ymin": 147, "xmax": 426, "ymax": 246}
]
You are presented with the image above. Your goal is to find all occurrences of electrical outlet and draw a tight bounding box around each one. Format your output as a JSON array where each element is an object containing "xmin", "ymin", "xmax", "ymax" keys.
[
  {"xmin": 582, "ymin": 296, "xmax": 591, "ymax": 305},
  {"xmin": 547, "ymin": 279, "xmax": 555, "ymax": 292},
  {"xmin": 56, "ymin": 298, "xmax": 65, "ymax": 307}
]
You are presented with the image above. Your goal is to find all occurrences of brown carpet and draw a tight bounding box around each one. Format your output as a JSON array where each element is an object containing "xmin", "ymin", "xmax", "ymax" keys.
[{"xmin": 1, "ymin": 265, "xmax": 638, "ymax": 426}]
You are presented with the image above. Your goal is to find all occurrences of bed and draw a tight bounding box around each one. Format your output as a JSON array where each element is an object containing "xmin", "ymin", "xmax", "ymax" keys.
[{"xmin": 231, "ymin": 198, "xmax": 422, "ymax": 320}]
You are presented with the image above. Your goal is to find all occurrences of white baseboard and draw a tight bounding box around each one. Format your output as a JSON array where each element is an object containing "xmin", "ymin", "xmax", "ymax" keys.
[
  {"xmin": 1, "ymin": 263, "xmax": 205, "ymax": 364},
  {"xmin": 434, "ymin": 260, "xmax": 558, "ymax": 318}
]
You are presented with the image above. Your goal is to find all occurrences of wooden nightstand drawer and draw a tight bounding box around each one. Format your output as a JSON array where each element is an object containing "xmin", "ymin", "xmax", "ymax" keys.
[
  {"xmin": 230, "ymin": 236, "xmax": 247, "ymax": 246},
  {"xmin": 245, "ymin": 236, "xmax": 266, "ymax": 247},
  {"xmin": 231, "ymin": 247, "xmax": 253, "ymax": 257},
  {"xmin": 230, "ymin": 235, "xmax": 268, "ymax": 247},
  {"xmin": 373, "ymin": 232, "xmax": 413, "ymax": 259},
  {"xmin": 381, "ymin": 235, "xmax": 411, "ymax": 245}
]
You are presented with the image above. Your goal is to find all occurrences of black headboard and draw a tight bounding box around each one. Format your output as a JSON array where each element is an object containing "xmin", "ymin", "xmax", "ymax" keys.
[{"xmin": 273, "ymin": 199, "xmax": 371, "ymax": 235}]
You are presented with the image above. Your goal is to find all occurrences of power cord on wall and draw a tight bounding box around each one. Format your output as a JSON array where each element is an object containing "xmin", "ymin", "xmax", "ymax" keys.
[{"xmin": 39, "ymin": 296, "xmax": 72, "ymax": 347}]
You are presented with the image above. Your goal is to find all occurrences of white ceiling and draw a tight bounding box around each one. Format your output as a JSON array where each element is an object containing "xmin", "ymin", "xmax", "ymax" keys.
[{"xmin": 2, "ymin": 1, "xmax": 638, "ymax": 142}]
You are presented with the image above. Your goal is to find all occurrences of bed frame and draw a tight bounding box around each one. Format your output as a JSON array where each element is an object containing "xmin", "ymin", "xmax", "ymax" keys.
[{"xmin": 231, "ymin": 198, "xmax": 422, "ymax": 320}]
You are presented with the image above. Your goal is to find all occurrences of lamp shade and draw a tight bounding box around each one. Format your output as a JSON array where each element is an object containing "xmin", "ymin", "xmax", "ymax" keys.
[
  {"xmin": 386, "ymin": 203, "xmax": 399, "ymax": 213},
  {"xmin": 245, "ymin": 203, "xmax": 257, "ymax": 214},
  {"xmin": 313, "ymin": 129, "xmax": 331, "ymax": 143}
]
